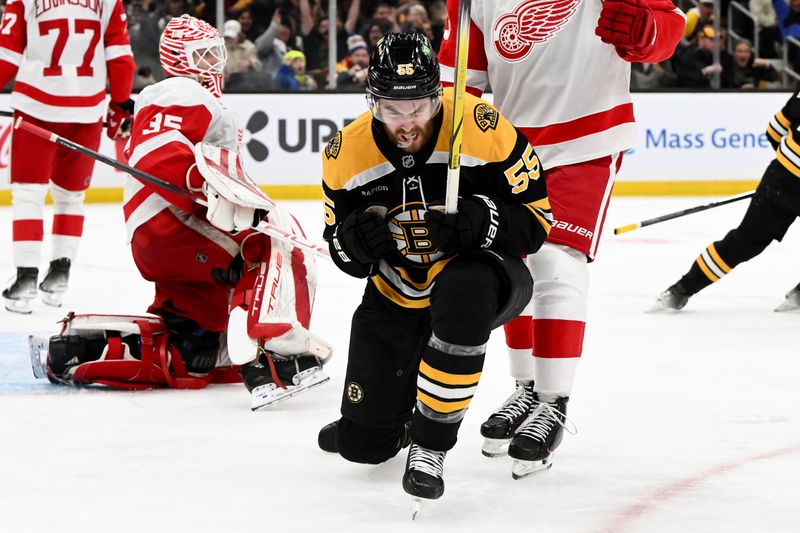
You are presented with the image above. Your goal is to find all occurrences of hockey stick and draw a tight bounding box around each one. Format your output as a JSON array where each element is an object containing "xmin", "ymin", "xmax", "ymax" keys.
[
  {"xmin": 0, "ymin": 109, "xmax": 108, "ymax": 127},
  {"xmin": 613, "ymin": 190, "xmax": 755, "ymax": 235},
  {"xmin": 13, "ymin": 118, "xmax": 332, "ymax": 260},
  {"xmin": 444, "ymin": 0, "xmax": 472, "ymax": 215}
]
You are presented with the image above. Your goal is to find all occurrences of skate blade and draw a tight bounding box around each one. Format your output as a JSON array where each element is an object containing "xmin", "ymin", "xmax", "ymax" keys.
[
  {"xmin": 644, "ymin": 299, "xmax": 681, "ymax": 314},
  {"xmin": 39, "ymin": 290, "xmax": 64, "ymax": 308},
  {"xmin": 481, "ymin": 437, "xmax": 510, "ymax": 458},
  {"xmin": 28, "ymin": 335, "xmax": 49, "ymax": 379},
  {"xmin": 3, "ymin": 296, "xmax": 34, "ymax": 314},
  {"xmin": 774, "ymin": 297, "xmax": 800, "ymax": 312},
  {"xmin": 411, "ymin": 497, "xmax": 424, "ymax": 521},
  {"xmin": 511, "ymin": 456, "xmax": 554, "ymax": 480},
  {"xmin": 251, "ymin": 369, "xmax": 330, "ymax": 410}
]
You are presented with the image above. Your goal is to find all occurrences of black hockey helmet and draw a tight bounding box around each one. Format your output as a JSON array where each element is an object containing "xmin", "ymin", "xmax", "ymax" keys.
[
  {"xmin": 367, "ymin": 32, "xmax": 441, "ymax": 100},
  {"xmin": 366, "ymin": 32, "xmax": 442, "ymax": 123}
]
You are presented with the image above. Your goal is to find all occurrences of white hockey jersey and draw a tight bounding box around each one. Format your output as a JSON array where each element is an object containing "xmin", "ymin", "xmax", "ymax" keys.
[
  {"xmin": 439, "ymin": 0, "xmax": 685, "ymax": 168},
  {"xmin": 0, "ymin": 0, "xmax": 133, "ymax": 122},
  {"xmin": 123, "ymin": 76, "xmax": 241, "ymax": 241}
]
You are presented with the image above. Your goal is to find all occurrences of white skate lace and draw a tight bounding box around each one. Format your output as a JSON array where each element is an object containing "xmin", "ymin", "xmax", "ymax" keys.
[
  {"xmin": 408, "ymin": 444, "xmax": 445, "ymax": 479},
  {"xmin": 515, "ymin": 400, "xmax": 577, "ymax": 442},
  {"xmin": 492, "ymin": 381, "xmax": 534, "ymax": 422}
]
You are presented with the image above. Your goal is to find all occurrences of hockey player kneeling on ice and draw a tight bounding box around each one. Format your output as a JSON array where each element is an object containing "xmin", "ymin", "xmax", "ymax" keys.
[
  {"xmin": 317, "ymin": 32, "xmax": 552, "ymax": 502},
  {"xmin": 30, "ymin": 15, "xmax": 331, "ymax": 407}
]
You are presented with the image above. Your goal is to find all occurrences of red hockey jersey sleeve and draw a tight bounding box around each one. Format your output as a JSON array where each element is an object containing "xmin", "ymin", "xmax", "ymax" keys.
[
  {"xmin": 104, "ymin": 0, "xmax": 135, "ymax": 103},
  {"xmin": 615, "ymin": 0, "xmax": 686, "ymax": 63},
  {"xmin": 437, "ymin": 0, "xmax": 489, "ymax": 96},
  {"xmin": 0, "ymin": 0, "xmax": 26, "ymax": 87},
  {"xmin": 124, "ymin": 77, "xmax": 240, "ymax": 214}
]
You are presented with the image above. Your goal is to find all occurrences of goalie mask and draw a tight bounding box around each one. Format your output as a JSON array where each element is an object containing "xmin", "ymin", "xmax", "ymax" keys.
[
  {"xmin": 159, "ymin": 14, "xmax": 227, "ymax": 98},
  {"xmin": 366, "ymin": 32, "xmax": 442, "ymax": 124}
]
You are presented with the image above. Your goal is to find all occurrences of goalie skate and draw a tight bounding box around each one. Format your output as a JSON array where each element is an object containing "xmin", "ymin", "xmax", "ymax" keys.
[
  {"xmin": 28, "ymin": 335, "xmax": 49, "ymax": 380},
  {"xmin": 775, "ymin": 283, "xmax": 800, "ymax": 312},
  {"xmin": 250, "ymin": 364, "xmax": 329, "ymax": 410}
]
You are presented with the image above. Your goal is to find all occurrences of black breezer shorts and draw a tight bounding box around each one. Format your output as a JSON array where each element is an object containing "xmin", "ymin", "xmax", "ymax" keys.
[{"xmin": 340, "ymin": 251, "xmax": 532, "ymax": 428}]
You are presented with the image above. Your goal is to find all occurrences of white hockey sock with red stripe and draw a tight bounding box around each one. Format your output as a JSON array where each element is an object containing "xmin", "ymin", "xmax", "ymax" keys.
[
  {"xmin": 50, "ymin": 183, "xmax": 85, "ymax": 261},
  {"xmin": 11, "ymin": 183, "xmax": 48, "ymax": 268}
]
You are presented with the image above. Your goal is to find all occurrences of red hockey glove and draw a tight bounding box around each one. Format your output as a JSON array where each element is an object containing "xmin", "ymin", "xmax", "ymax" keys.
[
  {"xmin": 106, "ymin": 98, "xmax": 135, "ymax": 140},
  {"xmin": 595, "ymin": 0, "xmax": 656, "ymax": 55}
]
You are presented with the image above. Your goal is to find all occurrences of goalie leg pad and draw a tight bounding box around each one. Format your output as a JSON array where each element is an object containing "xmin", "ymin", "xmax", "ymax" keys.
[{"xmin": 42, "ymin": 314, "xmax": 226, "ymax": 389}]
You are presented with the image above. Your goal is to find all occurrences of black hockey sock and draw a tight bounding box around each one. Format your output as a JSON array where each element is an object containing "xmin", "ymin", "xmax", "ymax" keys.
[{"xmin": 412, "ymin": 338, "xmax": 486, "ymax": 451}]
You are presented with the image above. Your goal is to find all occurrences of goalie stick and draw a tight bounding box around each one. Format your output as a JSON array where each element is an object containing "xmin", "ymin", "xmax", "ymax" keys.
[
  {"xmin": 444, "ymin": 0, "xmax": 472, "ymax": 215},
  {"xmin": 13, "ymin": 118, "xmax": 332, "ymax": 261},
  {"xmin": 613, "ymin": 190, "xmax": 755, "ymax": 235}
]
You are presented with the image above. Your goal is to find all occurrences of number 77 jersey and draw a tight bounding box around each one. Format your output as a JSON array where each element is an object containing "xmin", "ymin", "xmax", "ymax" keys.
[{"xmin": 0, "ymin": 0, "xmax": 134, "ymax": 123}]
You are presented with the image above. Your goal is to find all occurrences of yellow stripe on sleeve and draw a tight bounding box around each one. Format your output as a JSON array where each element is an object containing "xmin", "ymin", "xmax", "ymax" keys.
[{"xmin": 775, "ymin": 111, "xmax": 791, "ymax": 129}]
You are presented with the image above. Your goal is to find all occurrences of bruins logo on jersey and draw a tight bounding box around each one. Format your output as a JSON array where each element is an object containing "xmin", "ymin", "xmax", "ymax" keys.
[
  {"xmin": 386, "ymin": 203, "xmax": 444, "ymax": 265},
  {"xmin": 324, "ymin": 131, "xmax": 342, "ymax": 159},
  {"xmin": 474, "ymin": 103, "xmax": 499, "ymax": 132}
]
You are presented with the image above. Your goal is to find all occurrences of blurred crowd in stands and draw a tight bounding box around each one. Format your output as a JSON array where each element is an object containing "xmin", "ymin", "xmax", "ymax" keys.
[{"xmin": 4, "ymin": 0, "xmax": 800, "ymax": 92}]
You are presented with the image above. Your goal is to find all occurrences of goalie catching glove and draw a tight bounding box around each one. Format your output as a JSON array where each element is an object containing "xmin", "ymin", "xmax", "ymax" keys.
[
  {"xmin": 193, "ymin": 142, "xmax": 273, "ymax": 233},
  {"xmin": 424, "ymin": 195, "xmax": 503, "ymax": 255}
]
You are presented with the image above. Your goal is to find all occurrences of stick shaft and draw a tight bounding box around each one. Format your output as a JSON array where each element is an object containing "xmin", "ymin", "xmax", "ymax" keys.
[
  {"xmin": 14, "ymin": 118, "xmax": 332, "ymax": 260},
  {"xmin": 445, "ymin": 0, "xmax": 471, "ymax": 214},
  {"xmin": 1, "ymin": 109, "xmax": 107, "ymax": 127},
  {"xmin": 613, "ymin": 190, "xmax": 755, "ymax": 235}
]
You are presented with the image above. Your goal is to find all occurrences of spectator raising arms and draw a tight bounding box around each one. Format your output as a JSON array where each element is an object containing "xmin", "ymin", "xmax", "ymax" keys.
[
  {"xmin": 724, "ymin": 40, "xmax": 779, "ymax": 88},
  {"xmin": 274, "ymin": 50, "xmax": 317, "ymax": 90}
]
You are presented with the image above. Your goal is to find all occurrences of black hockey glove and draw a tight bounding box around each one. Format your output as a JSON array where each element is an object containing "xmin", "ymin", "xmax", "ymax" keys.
[
  {"xmin": 425, "ymin": 195, "xmax": 503, "ymax": 255},
  {"xmin": 334, "ymin": 206, "xmax": 395, "ymax": 265}
]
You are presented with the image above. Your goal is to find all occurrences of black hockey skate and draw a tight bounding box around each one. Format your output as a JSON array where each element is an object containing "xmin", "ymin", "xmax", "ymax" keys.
[
  {"xmin": 649, "ymin": 281, "xmax": 691, "ymax": 312},
  {"xmin": 241, "ymin": 351, "xmax": 329, "ymax": 410},
  {"xmin": 318, "ymin": 420, "xmax": 411, "ymax": 454},
  {"xmin": 2, "ymin": 267, "xmax": 39, "ymax": 314},
  {"xmin": 775, "ymin": 282, "xmax": 800, "ymax": 312},
  {"xmin": 38, "ymin": 258, "xmax": 71, "ymax": 307},
  {"xmin": 508, "ymin": 395, "xmax": 572, "ymax": 480},
  {"xmin": 403, "ymin": 443, "xmax": 446, "ymax": 501},
  {"xmin": 480, "ymin": 380, "xmax": 535, "ymax": 457}
]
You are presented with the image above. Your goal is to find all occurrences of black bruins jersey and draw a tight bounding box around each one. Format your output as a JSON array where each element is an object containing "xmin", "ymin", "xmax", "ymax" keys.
[
  {"xmin": 767, "ymin": 89, "xmax": 800, "ymax": 177},
  {"xmin": 322, "ymin": 88, "xmax": 552, "ymax": 309}
]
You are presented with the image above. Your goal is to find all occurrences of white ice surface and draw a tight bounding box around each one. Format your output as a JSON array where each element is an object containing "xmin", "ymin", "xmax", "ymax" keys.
[{"xmin": 0, "ymin": 198, "xmax": 798, "ymax": 533}]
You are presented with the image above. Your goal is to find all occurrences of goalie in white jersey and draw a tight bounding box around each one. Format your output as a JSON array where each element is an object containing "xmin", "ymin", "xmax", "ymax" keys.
[
  {"xmin": 0, "ymin": 0, "xmax": 136, "ymax": 313},
  {"xmin": 32, "ymin": 15, "xmax": 331, "ymax": 409},
  {"xmin": 439, "ymin": 0, "xmax": 685, "ymax": 478}
]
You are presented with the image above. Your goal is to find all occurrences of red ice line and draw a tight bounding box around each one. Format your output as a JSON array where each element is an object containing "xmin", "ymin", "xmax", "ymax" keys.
[{"xmin": 596, "ymin": 443, "xmax": 800, "ymax": 533}]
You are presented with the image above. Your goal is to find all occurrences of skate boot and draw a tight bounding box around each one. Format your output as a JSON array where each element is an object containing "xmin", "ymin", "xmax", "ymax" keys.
[
  {"xmin": 649, "ymin": 281, "xmax": 691, "ymax": 312},
  {"xmin": 508, "ymin": 395, "xmax": 571, "ymax": 480},
  {"xmin": 318, "ymin": 420, "xmax": 411, "ymax": 454},
  {"xmin": 241, "ymin": 351, "xmax": 329, "ymax": 410},
  {"xmin": 38, "ymin": 258, "xmax": 71, "ymax": 307},
  {"xmin": 2, "ymin": 267, "xmax": 39, "ymax": 314},
  {"xmin": 480, "ymin": 380, "xmax": 535, "ymax": 457},
  {"xmin": 402, "ymin": 443, "xmax": 446, "ymax": 503},
  {"xmin": 775, "ymin": 282, "xmax": 800, "ymax": 312}
]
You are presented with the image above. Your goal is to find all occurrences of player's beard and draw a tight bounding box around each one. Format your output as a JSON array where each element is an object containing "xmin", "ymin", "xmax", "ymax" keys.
[{"xmin": 387, "ymin": 121, "xmax": 434, "ymax": 153}]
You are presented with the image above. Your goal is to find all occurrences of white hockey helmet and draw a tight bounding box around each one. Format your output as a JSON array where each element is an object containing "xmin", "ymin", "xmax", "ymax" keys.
[{"xmin": 159, "ymin": 14, "xmax": 227, "ymax": 98}]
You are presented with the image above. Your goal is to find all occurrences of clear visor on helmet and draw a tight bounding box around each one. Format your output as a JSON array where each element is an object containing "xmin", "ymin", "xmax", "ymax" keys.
[
  {"xmin": 185, "ymin": 37, "xmax": 227, "ymax": 75},
  {"xmin": 367, "ymin": 90, "xmax": 442, "ymax": 126}
]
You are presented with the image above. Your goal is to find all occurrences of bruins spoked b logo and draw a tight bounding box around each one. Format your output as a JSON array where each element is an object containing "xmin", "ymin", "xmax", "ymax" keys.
[
  {"xmin": 346, "ymin": 382, "xmax": 364, "ymax": 404},
  {"xmin": 386, "ymin": 203, "xmax": 444, "ymax": 265}
]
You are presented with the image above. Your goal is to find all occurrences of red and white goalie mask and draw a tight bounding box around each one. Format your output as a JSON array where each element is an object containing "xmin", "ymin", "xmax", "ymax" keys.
[{"xmin": 159, "ymin": 14, "xmax": 227, "ymax": 98}]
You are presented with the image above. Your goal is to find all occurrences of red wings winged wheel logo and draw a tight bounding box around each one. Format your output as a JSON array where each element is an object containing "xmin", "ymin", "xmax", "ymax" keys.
[{"xmin": 493, "ymin": 0, "xmax": 581, "ymax": 62}]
